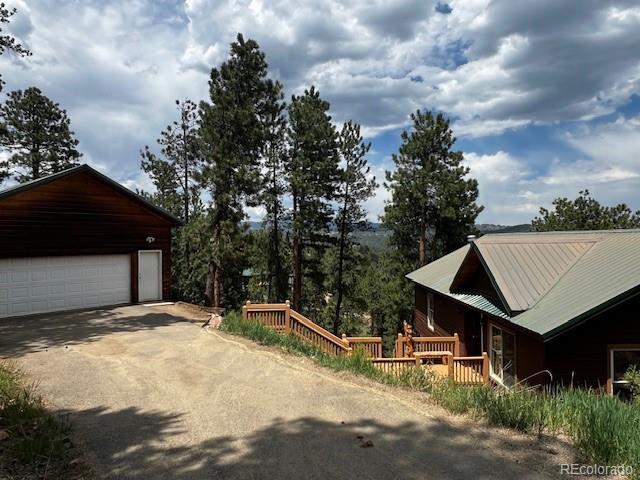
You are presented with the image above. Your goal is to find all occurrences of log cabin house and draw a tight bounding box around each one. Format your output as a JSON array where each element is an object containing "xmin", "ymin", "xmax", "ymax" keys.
[
  {"xmin": 406, "ymin": 230, "xmax": 640, "ymax": 396},
  {"xmin": 0, "ymin": 164, "xmax": 180, "ymax": 318}
]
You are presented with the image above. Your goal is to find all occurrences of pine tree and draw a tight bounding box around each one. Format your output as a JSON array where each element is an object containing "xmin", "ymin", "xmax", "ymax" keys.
[
  {"xmin": 287, "ymin": 86, "xmax": 339, "ymax": 312},
  {"xmin": 260, "ymin": 79, "xmax": 289, "ymax": 302},
  {"xmin": 332, "ymin": 121, "xmax": 377, "ymax": 333},
  {"xmin": 532, "ymin": 190, "xmax": 640, "ymax": 231},
  {"xmin": 199, "ymin": 34, "xmax": 278, "ymax": 308},
  {"xmin": 0, "ymin": 87, "xmax": 82, "ymax": 182},
  {"xmin": 383, "ymin": 110, "xmax": 482, "ymax": 266},
  {"xmin": 0, "ymin": 3, "xmax": 31, "ymax": 92},
  {"xmin": 139, "ymin": 148, "xmax": 182, "ymax": 217}
]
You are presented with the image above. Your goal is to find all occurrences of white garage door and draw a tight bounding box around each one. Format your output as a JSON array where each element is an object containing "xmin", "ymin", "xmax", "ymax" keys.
[{"xmin": 0, "ymin": 255, "xmax": 130, "ymax": 318}]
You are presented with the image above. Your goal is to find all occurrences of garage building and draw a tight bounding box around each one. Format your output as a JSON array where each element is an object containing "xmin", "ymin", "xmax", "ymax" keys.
[{"xmin": 0, "ymin": 164, "xmax": 181, "ymax": 318}]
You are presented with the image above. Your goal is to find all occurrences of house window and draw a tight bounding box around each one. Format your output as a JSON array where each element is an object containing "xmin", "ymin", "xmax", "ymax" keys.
[
  {"xmin": 427, "ymin": 292, "xmax": 435, "ymax": 331},
  {"xmin": 610, "ymin": 347, "xmax": 640, "ymax": 399},
  {"xmin": 489, "ymin": 324, "xmax": 516, "ymax": 387}
]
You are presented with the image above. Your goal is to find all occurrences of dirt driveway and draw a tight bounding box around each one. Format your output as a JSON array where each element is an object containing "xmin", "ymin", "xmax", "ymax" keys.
[{"xmin": 0, "ymin": 304, "xmax": 569, "ymax": 479}]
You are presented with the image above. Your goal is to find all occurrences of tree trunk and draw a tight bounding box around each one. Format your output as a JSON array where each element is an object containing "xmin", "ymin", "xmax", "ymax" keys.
[
  {"xmin": 419, "ymin": 228, "xmax": 426, "ymax": 266},
  {"xmin": 205, "ymin": 262, "xmax": 215, "ymax": 306},
  {"xmin": 333, "ymin": 188, "xmax": 349, "ymax": 334},
  {"xmin": 291, "ymin": 193, "xmax": 302, "ymax": 311},
  {"xmin": 205, "ymin": 216, "xmax": 222, "ymax": 308},
  {"xmin": 270, "ymin": 162, "xmax": 284, "ymax": 302},
  {"xmin": 183, "ymin": 123, "xmax": 190, "ymax": 225}
]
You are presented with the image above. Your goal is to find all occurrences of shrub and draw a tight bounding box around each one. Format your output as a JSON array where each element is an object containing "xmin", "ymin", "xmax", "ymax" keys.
[
  {"xmin": 0, "ymin": 363, "xmax": 71, "ymax": 468},
  {"xmin": 623, "ymin": 366, "xmax": 640, "ymax": 402}
]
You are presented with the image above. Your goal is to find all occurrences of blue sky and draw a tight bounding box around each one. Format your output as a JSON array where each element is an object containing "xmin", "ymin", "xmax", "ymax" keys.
[{"xmin": 1, "ymin": 0, "xmax": 640, "ymax": 225}]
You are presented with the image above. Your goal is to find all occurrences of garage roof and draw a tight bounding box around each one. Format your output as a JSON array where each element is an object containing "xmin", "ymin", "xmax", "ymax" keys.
[
  {"xmin": 407, "ymin": 230, "xmax": 640, "ymax": 339},
  {"xmin": 0, "ymin": 164, "xmax": 181, "ymax": 225}
]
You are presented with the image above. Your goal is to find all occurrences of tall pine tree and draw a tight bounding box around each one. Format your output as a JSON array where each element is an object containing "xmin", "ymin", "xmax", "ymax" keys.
[
  {"xmin": 332, "ymin": 121, "xmax": 377, "ymax": 333},
  {"xmin": 199, "ymin": 34, "xmax": 278, "ymax": 308},
  {"xmin": 287, "ymin": 86, "xmax": 339, "ymax": 312},
  {"xmin": 383, "ymin": 110, "xmax": 482, "ymax": 266},
  {"xmin": 260, "ymin": 79, "xmax": 289, "ymax": 302},
  {"xmin": 0, "ymin": 87, "xmax": 82, "ymax": 182}
]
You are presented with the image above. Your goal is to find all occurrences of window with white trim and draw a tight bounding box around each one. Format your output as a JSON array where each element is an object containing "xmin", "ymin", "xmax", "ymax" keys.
[
  {"xmin": 610, "ymin": 347, "xmax": 640, "ymax": 399},
  {"xmin": 489, "ymin": 324, "xmax": 516, "ymax": 387},
  {"xmin": 427, "ymin": 292, "xmax": 434, "ymax": 331}
]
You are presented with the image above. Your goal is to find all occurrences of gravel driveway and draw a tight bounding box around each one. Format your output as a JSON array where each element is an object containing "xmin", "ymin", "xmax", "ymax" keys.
[{"xmin": 0, "ymin": 304, "xmax": 569, "ymax": 479}]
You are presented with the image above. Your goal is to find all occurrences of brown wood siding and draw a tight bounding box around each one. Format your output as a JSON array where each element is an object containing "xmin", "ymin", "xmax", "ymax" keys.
[
  {"xmin": 545, "ymin": 295, "xmax": 640, "ymax": 389},
  {"xmin": 0, "ymin": 169, "xmax": 175, "ymax": 300},
  {"xmin": 414, "ymin": 285, "xmax": 470, "ymax": 355}
]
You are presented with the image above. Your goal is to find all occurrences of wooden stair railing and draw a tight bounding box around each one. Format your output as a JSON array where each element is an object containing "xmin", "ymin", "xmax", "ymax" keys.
[{"xmin": 243, "ymin": 302, "xmax": 351, "ymax": 356}]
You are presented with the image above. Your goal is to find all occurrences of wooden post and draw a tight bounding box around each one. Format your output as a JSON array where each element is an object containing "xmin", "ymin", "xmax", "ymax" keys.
[
  {"xmin": 482, "ymin": 352, "xmax": 490, "ymax": 385},
  {"xmin": 395, "ymin": 333, "xmax": 403, "ymax": 357},
  {"xmin": 414, "ymin": 353, "xmax": 421, "ymax": 367},
  {"xmin": 242, "ymin": 300, "xmax": 250, "ymax": 321},
  {"xmin": 284, "ymin": 300, "xmax": 291, "ymax": 333},
  {"xmin": 453, "ymin": 333, "xmax": 460, "ymax": 356},
  {"xmin": 447, "ymin": 353, "xmax": 454, "ymax": 380},
  {"xmin": 341, "ymin": 333, "xmax": 349, "ymax": 348}
]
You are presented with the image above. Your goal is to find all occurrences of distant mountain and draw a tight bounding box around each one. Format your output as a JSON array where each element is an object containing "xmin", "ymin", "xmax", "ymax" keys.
[
  {"xmin": 248, "ymin": 220, "xmax": 530, "ymax": 234},
  {"xmin": 476, "ymin": 224, "xmax": 532, "ymax": 234}
]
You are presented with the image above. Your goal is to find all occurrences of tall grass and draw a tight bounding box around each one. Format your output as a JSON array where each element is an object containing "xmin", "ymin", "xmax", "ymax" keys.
[
  {"xmin": 222, "ymin": 312, "xmax": 640, "ymax": 477},
  {"xmin": 0, "ymin": 362, "xmax": 71, "ymax": 470}
]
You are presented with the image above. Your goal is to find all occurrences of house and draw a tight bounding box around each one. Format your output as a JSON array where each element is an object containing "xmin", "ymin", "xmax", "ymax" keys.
[
  {"xmin": 0, "ymin": 164, "xmax": 180, "ymax": 319},
  {"xmin": 406, "ymin": 230, "xmax": 640, "ymax": 395}
]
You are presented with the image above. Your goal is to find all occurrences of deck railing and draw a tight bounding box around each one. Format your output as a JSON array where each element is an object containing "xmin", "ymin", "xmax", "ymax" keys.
[
  {"xmin": 394, "ymin": 334, "xmax": 460, "ymax": 358},
  {"xmin": 242, "ymin": 303, "xmax": 290, "ymax": 333},
  {"xmin": 370, "ymin": 357, "xmax": 420, "ymax": 375},
  {"xmin": 342, "ymin": 336, "xmax": 383, "ymax": 358},
  {"xmin": 452, "ymin": 353, "xmax": 490, "ymax": 385},
  {"xmin": 241, "ymin": 302, "xmax": 489, "ymax": 385}
]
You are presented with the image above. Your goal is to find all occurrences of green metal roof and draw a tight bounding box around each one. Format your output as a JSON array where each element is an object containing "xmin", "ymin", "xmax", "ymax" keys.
[{"xmin": 406, "ymin": 230, "xmax": 640, "ymax": 339}]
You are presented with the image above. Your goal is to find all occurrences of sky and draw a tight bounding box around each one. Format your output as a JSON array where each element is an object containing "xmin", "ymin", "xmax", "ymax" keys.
[{"xmin": 1, "ymin": 0, "xmax": 640, "ymax": 225}]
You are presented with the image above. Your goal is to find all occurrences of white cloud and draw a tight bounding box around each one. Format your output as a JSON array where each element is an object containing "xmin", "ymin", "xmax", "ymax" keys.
[
  {"xmin": 2, "ymin": 0, "xmax": 640, "ymax": 226},
  {"xmin": 465, "ymin": 117, "xmax": 640, "ymax": 224}
]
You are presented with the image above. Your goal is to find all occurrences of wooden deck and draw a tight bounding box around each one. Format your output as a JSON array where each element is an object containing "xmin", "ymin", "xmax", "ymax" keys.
[{"xmin": 242, "ymin": 302, "xmax": 490, "ymax": 385}]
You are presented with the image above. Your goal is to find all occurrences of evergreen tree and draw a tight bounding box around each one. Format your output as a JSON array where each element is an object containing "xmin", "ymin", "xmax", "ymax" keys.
[
  {"xmin": 0, "ymin": 3, "xmax": 31, "ymax": 91},
  {"xmin": 260, "ymin": 79, "xmax": 289, "ymax": 302},
  {"xmin": 332, "ymin": 121, "xmax": 377, "ymax": 334},
  {"xmin": 287, "ymin": 86, "xmax": 339, "ymax": 312},
  {"xmin": 139, "ymin": 148, "xmax": 182, "ymax": 217},
  {"xmin": 0, "ymin": 87, "xmax": 82, "ymax": 182},
  {"xmin": 140, "ymin": 99, "xmax": 202, "ymax": 222},
  {"xmin": 383, "ymin": 110, "xmax": 482, "ymax": 266},
  {"xmin": 532, "ymin": 190, "xmax": 640, "ymax": 231},
  {"xmin": 358, "ymin": 252, "xmax": 413, "ymax": 354},
  {"xmin": 139, "ymin": 99, "xmax": 205, "ymax": 303},
  {"xmin": 199, "ymin": 34, "xmax": 278, "ymax": 308}
]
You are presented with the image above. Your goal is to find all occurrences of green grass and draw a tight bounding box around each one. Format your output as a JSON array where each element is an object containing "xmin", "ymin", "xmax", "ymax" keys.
[
  {"xmin": 222, "ymin": 312, "xmax": 640, "ymax": 477},
  {"xmin": 0, "ymin": 362, "xmax": 73, "ymax": 473}
]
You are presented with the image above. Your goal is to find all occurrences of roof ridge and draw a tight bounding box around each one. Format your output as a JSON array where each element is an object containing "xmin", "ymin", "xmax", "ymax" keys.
[{"xmin": 482, "ymin": 229, "xmax": 640, "ymax": 237}]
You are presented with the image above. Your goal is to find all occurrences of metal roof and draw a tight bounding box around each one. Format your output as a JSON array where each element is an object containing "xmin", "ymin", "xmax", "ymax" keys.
[
  {"xmin": 407, "ymin": 230, "xmax": 640, "ymax": 339},
  {"xmin": 473, "ymin": 233, "xmax": 600, "ymax": 312},
  {"xmin": 0, "ymin": 164, "xmax": 182, "ymax": 225}
]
